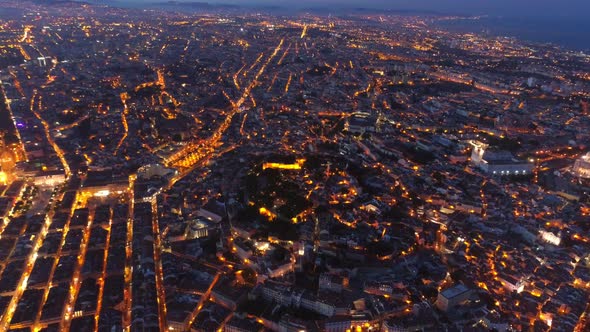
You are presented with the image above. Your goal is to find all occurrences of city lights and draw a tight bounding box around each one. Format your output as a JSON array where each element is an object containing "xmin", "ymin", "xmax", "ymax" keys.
[{"xmin": 0, "ymin": 1, "xmax": 588, "ymax": 331}]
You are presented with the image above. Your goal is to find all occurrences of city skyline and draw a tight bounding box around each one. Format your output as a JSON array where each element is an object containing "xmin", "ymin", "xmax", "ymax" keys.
[{"xmin": 0, "ymin": 0, "xmax": 589, "ymax": 331}]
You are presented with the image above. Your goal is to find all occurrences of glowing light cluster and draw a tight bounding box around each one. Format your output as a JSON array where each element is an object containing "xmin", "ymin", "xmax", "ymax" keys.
[{"xmin": 262, "ymin": 158, "xmax": 305, "ymax": 171}]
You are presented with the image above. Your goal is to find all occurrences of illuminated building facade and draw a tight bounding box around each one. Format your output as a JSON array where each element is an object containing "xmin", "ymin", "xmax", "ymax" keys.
[
  {"xmin": 573, "ymin": 152, "xmax": 590, "ymax": 178},
  {"xmin": 34, "ymin": 170, "xmax": 66, "ymax": 187},
  {"xmin": 470, "ymin": 141, "xmax": 534, "ymax": 176}
]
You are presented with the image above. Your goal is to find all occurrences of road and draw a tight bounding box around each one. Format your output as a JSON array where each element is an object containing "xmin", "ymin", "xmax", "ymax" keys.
[
  {"xmin": 123, "ymin": 178, "xmax": 135, "ymax": 329},
  {"xmin": 93, "ymin": 207, "xmax": 113, "ymax": 332},
  {"xmin": 150, "ymin": 198, "xmax": 168, "ymax": 331},
  {"xmin": 60, "ymin": 208, "xmax": 95, "ymax": 330},
  {"xmin": 0, "ymin": 79, "xmax": 26, "ymax": 161},
  {"xmin": 29, "ymin": 90, "xmax": 71, "ymax": 177}
]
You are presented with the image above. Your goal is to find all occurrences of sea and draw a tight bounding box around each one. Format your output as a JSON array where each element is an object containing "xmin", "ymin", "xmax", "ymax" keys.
[{"xmin": 435, "ymin": 16, "xmax": 590, "ymax": 53}]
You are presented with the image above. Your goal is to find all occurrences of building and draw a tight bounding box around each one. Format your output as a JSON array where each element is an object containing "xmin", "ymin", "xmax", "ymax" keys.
[
  {"xmin": 233, "ymin": 239, "xmax": 254, "ymax": 261},
  {"xmin": 299, "ymin": 292, "xmax": 337, "ymax": 317},
  {"xmin": 435, "ymin": 284, "xmax": 471, "ymax": 312},
  {"xmin": 345, "ymin": 112, "xmax": 376, "ymax": 135},
  {"xmin": 185, "ymin": 218, "xmax": 216, "ymax": 239},
  {"xmin": 266, "ymin": 261, "xmax": 295, "ymax": 279},
  {"xmin": 197, "ymin": 208, "xmax": 223, "ymax": 223},
  {"xmin": 81, "ymin": 168, "xmax": 130, "ymax": 197},
  {"xmin": 573, "ymin": 152, "xmax": 590, "ymax": 178},
  {"xmin": 319, "ymin": 273, "xmax": 349, "ymax": 293},
  {"xmin": 224, "ymin": 316, "xmax": 263, "ymax": 332},
  {"xmin": 34, "ymin": 170, "xmax": 66, "ymax": 187},
  {"xmin": 278, "ymin": 315, "xmax": 311, "ymax": 332},
  {"xmin": 261, "ymin": 283, "xmax": 293, "ymax": 307},
  {"xmin": 137, "ymin": 163, "xmax": 176, "ymax": 179},
  {"xmin": 382, "ymin": 304, "xmax": 437, "ymax": 332},
  {"xmin": 539, "ymin": 229, "xmax": 561, "ymax": 246},
  {"xmin": 324, "ymin": 317, "xmax": 351, "ymax": 332},
  {"xmin": 498, "ymin": 273, "xmax": 526, "ymax": 293},
  {"xmin": 470, "ymin": 141, "xmax": 534, "ymax": 176},
  {"xmin": 211, "ymin": 280, "xmax": 249, "ymax": 311},
  {"xmin": 363, "ymin": 281, "xmax": 400, "ymax": 297}
]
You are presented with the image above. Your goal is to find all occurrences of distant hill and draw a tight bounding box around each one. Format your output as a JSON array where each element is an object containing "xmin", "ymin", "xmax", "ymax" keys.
[
  {"xmin": 25, "ymin": 0, "xmax": 450, "ymax": 17},
  {"xmin": 32, "ymin": 0, "xmax": 88, "ymax": 4},
  {"xmin": 148, "ymin": 1, "xmax": 240, "ymax": 9},
  {"xmin": 30, "ymin": 0, "xmax": 121, "ymax": 5}
]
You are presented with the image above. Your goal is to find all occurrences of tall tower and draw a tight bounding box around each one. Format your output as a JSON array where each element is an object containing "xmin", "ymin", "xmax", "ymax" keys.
[
  {"xmin": 376, "ymin": 111, "xmax": 386, "ymax": 133},
  {"xmin": 437, "ymin": 228, "xmax": 448, "ymax": 252}
]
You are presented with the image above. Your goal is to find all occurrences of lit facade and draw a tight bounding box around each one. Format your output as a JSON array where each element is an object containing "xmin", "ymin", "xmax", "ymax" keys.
[
  {"xmin": 573, "ymin": 153, "xmax": 590, "ymax": 178},
  {"xmin": 470, "ymin": 141, "xmax": 534, "ymax": 176}
]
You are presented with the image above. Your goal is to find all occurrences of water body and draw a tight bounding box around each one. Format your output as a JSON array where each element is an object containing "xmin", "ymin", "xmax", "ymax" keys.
[
  {"xmin": 0, "ymin": 8, "xmax": 23, "ymax": 17},
  {"xmin": 435, "ymin": 16, "xmax": 590, "ymax": 53}
]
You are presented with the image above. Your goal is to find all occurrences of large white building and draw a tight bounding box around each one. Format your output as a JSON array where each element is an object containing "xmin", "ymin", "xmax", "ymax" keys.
[
  {"xmin": 470, "ymin": 141, "xmax": 534, "ymax": 176},
  {"xmin": 573, "ymin": 152, "xmax": 590, "ymax": 179}
]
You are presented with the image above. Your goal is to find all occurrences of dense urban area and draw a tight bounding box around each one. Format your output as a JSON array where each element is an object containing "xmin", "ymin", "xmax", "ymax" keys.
[{"xmin": 0, "ymin": 1, "xmax": 589, "ymax": 331}]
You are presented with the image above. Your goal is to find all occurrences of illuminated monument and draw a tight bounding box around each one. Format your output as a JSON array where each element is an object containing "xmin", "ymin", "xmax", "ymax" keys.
[
  {"xmin": 0, "ymin": 132, "xmax": 16, "ymax": 185},
  {"xmin": 573, "ymin": 152, "xmax": 590, "ymax": 179}
]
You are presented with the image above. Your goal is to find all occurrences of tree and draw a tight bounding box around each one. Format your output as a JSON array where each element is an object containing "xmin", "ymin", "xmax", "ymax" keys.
[
  {"xmin": 241, "ymin": 268, "xmax": 257, "ymax": 285},
  {"xmin": 272, "ymin": 246, "xmax": 290, "ymax": 263}
]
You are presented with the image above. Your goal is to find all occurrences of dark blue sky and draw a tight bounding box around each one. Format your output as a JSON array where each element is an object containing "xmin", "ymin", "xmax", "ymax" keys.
[{"xmin": 131, "ymin": 0, "xmax": 590, "ymax": 18}]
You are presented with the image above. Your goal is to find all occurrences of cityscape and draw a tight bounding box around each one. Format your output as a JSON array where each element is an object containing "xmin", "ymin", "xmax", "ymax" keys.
[{"xmin": 0, "ymin": 1, "xmax": 589, "ymax": 331}]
